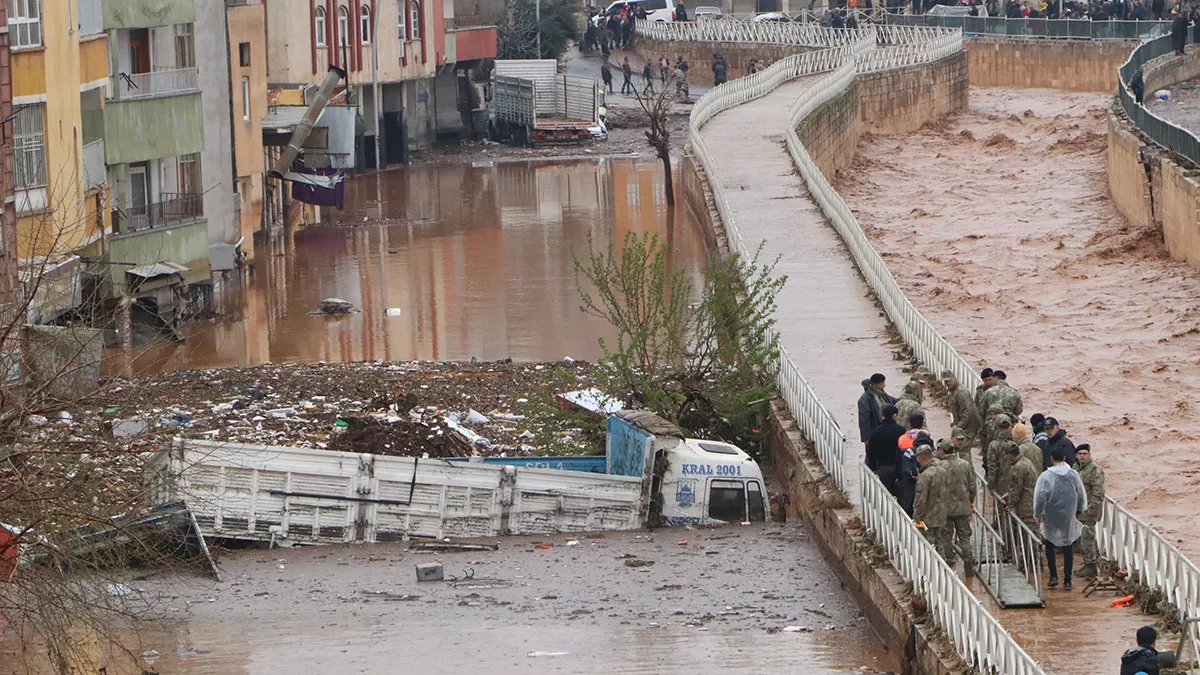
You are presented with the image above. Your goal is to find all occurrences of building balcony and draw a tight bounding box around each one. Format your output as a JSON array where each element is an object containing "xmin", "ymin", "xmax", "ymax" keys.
[
  {"xmin": 113, "ymin": 193, "xmax": 203, "ymax": 234},
  {"xmin": 103, "ymin": 89, "xmax": 204, "ymax": 165},
  {"xmin": 83, "ymin": 140, "xmax": 106, "ymax": 189},
  {"xmin": 111, "ymin": 67, "xmax": 199, "ymax": 101},
  {"xmin": 446, "ymin": 25, "xmax": 497, "ymax": 62},
  {"xmin": 102, "ymin": 0, "xmax": 195, "ymax": 31}
]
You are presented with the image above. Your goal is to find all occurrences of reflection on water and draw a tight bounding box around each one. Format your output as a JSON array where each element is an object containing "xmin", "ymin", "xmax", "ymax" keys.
[{"xmin": 105, "ymin": 159, "xmax": 709, "ymax": 376}]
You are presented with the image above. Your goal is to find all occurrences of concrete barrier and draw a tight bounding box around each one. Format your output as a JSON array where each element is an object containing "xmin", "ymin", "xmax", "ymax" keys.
[{"xmin": 966, "ymin": 37, "xmax": 1135, "ymax": 92}]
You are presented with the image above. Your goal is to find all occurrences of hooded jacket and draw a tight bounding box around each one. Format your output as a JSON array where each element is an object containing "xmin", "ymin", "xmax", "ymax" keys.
[
  {"xmin": 1043, "ymin": 429, "xmax": 1077, "ymax": 469},
  {"xmin": 1120, "ymin": 645, "xmax": 1159, "ymax": 675},
  {"xmin": 857, "ymin": 379, "xmax": 896, "ymax": 442}
]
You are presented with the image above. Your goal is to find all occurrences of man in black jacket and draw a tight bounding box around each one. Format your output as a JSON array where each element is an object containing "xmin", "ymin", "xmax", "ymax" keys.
[
  {"xmin": 1041, "ymin": 416, "xmax": 1077, "ymax": 469},
  {"xmin": 1120, "ymin": 625, "xmax": 1160, "ymax": 675},
  {"xmin": 867, "ymin": 405, "xmax": 905, "ymax": 495},
  {"xmin": 858, "ymin": 373, "xmax": 896, "ymax": 446}
]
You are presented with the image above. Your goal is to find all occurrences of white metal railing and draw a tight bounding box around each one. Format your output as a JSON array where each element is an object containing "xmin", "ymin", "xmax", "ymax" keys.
[
  {"xmin": 78, "ymin": 0, "xmax": 103, "ymax": 36},
  {"xmin": 860, "ymin": 464, "xmax": 1044, "ymax": 674},
  {"xmin": 687, "ymin": 25, "xmax": 1046, "ymax": 673},
  {"xmin": 113, "ymin": 68, "xmax": 199, "ymax": 100},
  {"xmin": 859, "ymin": 29, "xmax": 964, "ymax": 73},
  {"xmin": 975, "ymin": 469, "xmax": 1045, "ymax": 607},
  {"xmin": 637, "ymin": 19, "xmax": 875, "ymax": 48},
  {"xmin": 82, "ymin": 139, "xmax": 105, "ymax": 189}
]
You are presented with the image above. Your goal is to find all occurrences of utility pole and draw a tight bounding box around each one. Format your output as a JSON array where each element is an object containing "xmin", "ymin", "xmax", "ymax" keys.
[
  {"xmin": 535, "ymin": 0, "xmax": 542, "ymax": 58},
  {"xmin": 372, "ymin": 7, "xmax": 382, "ymax": 170}
]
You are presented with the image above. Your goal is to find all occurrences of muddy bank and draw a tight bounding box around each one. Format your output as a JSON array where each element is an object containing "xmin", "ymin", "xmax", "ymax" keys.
[
  {"xmin": 838, "ymin": 86, "xmax": 1200, "ymax": 560},
  {"xmin": 75, "ymin": 526, "xmax": 897, "ymax": 674}
]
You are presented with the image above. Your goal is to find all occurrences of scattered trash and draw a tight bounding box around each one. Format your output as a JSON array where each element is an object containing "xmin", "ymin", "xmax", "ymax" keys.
[
  {"xmin": 1111, "ymin": 594, "xmax": 1135, "ymax": 608},
  {"xmin": 105, "ymin": 583, "xmax": 133, "ymax": 596},
  {"xmin": 624, "ymin": 559, "xmax": 655, "ymax": 568},
  {"xmin": 616, "ymin": 553, "xmax": 637, "ymax": 559},
  {"xmin": 109, "ymin": 417, "xmax": 149, "ymax": 440},
  {"xmin": 782, "ymin": 625, "xmax": 812, "ymax": 633},
  {"xmin": 26, "ymin": 414, "xmax": 48, "ymax": 427},
  {"xmin": 556, "ymin": 388, "xmax": 625, "ymax": 415},
  {"xmin": 141, "ymin": 649, "xmax": 160, "ymax": 659},
  {"xmin": 465, "ymin": 409, "xmax": 489, "ymax": 426},
  {"xmin": 566, "ymin": 540, "xmax": 580, "ymax": 546},
  {"xmin": 415, "ymin": 562, "xmax": 445, "ymax": 582},
  {"xmin": 527, "ymin": 651, "xmax": 570, "ymax": 658},
  {"xmin": 313, "ymin": 298, "xmax": 357, "ymax": 315},
  {"xmin": 386, "ymin": 307, "xmax": 403, "ymax": 316},
  {"xmin": 55, "ymin": 411, "xmax": 73, "ymax": 421},
  {"xmin": 677, "ymin": 540, "xmax": 688, "ymax": 546},
  {"xmin": 537, "ymin": 544, "xmax": 553, "ymax": 550}
]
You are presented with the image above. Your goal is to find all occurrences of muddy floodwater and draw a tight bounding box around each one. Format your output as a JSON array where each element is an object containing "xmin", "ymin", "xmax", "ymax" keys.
[
  {"xmin": 105, "ymin": 159, "xmax": 710, "ymax": 376},
  {"xmin": 14, "ymin": 526, "xmax": 898, "ymax": 674}
]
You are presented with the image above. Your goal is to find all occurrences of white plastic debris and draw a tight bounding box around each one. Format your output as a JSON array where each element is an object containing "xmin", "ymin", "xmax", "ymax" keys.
[
  {"xmin": 106, "ymin": 583, "xmax": 133, "ymax": 596},
  {"xmin": 465, "ymin": 409, "xmax": 489, "ymax": 426},
  {"xmin": 27, "ymin": 415, "xmax": 48, "ymax": 427},
  {"xmin": 386, "ymin": 308, "xmax": 402, "ymax": 316}
]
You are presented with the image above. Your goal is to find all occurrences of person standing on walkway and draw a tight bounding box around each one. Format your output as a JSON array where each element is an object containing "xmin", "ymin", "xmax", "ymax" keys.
[
  {"xmin": 1004, "ymin": 444, "xmax": 1039, "ymax": 533},
  {"xmin": 711, "ymin": 53, "xmax": 727, "ymax": 87},
  {"xmin": 674, "ymin": 63, "xmax": 688, "ymax": 101},
  {"xmin": 980, "ymin": 403, "xmax": 1005, "ymax": 467},
  {"xmin": 857, "ymin": 373, "xmax": 896, "ymax": 448},
  {"xmin": 1172, "ymin": 9, "xmax": 1190, "ymax": 55},
  {"xmin": 659, "ymin": 55, "xmax": 670, "ymax": 85},
  {"xmin": 950, "ymin": 427, "xmax": 974, "ymax": 466},
  {"xmin": 986, "ymin": 415, "xmax": 1014, "ymax": 494},
  {"xmin": 1042, "ymin": 416, "xmax": 1077, "ymax": 468},
  {"xmin": 1012, "ymin": 422, "xmax": 1043, "ymax": 476},
  {"xmin": 1193, "ymin": 7, "xmax": 1200, "ymax": 45},
  {"xmin": 895, "ymin": 381, "xmax": 924, "ymax": 430},
  {"xmin": 621, "ymin": 57, "xmax": 634, "ymax": 95},
  {"xmin": 896, "ymin": 435, "xmax": 921, "ymax": 516},
  {"xmin": 866, "ymin": 404, "xmax": 905, "ymax": 495},
  {"xmin": 912, "ymin": 442, "xmax": 951, "ymax": 559},
  {"xmin": 1152, "ymin": 0, "xmax": 1165, "ymax": 20},
  {"xmin": 641, "ymin": 61, "xmax": 654, "ymax": 94},
  {"xmin": 1121, "ymin": 626, "xmax": 1162, "ymax": 675},
  {"xmin": 937, "ymin": 439, "xmax": 976, "ymax": 576},
  {"xmin": 974, "ymin": 367, "xmax": 996, "ymax": 419},
  {"xmin": 601, "ymin": 60, "xmax": 614, "ymax": 93},
  {"xmin": 1034, "ymin": 446, "xmax": 1087, "ymax": 590},
  {"xmin": 1074, "ymin": 443, "xmax": 1106, "ymax": 579},
  {"xmin": 675, "ymin": 0, "xmax": 688, "ymax": 20},
  {"xmin": 991, "ymin": 370, "xmax": 1023, "ymax": 420},
  {"xmin": 1129, "ymin": 64, "xmax": 1146, "ymax": 105},
  {"xmin": 942, "ymin": 370, "xmax": 981, "ymax": 452}
]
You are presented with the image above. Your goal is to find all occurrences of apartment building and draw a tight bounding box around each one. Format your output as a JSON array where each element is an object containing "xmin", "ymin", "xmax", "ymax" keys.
[
  {"xmin": 0, "ymin": 1, "xmax": 18, "ymax": 312},
  {"xmin": 265, "ymin": 0, "xmax": 495, "ymax": 167},
  {"xmin": 228, "ymin": 0, "xmax": 267, "ymax": 260}
]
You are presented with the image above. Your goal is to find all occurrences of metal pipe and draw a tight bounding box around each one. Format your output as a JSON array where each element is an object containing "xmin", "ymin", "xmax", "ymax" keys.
[{"xmin": 270, "ymin": 65, "xmax": 347, "ymax": 177}]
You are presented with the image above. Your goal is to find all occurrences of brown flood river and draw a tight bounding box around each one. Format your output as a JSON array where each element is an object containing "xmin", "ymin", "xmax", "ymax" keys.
[{"xmin": 105, "ymin": 159, "xmax": 709, "ymax": 375}]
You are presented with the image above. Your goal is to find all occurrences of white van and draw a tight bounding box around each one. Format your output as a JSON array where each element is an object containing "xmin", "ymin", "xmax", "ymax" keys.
[
  {"xmin": 593, "ymin": 0, "xmax": 675, "ymax": 25},
  {"xmin": 659, "ymin": 438, "xmax": 768, "ymax": 526}
]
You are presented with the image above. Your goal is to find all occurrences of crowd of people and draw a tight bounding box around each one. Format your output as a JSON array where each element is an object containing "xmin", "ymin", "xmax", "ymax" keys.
[{"xmin": 859, "ymin": 367, "xmax": 1106, "ymax": 591}]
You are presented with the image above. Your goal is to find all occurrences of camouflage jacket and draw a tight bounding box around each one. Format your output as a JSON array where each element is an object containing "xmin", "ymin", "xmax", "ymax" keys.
[
  {"xmin": 1076, "ymin": 459, "xmax": 1106, "ymax": 522},
  {"xmin": 1018, "ymin": 440, "xmax": 1043, "ymax": 478},
  {"xmin": 913, "ymin": 457, "xmax": 952, "ymax": 528},
  {"xmin": 985, "ymin": 430, "xmax": 1014, "ymax": 493},
  {"xmin": 974, "ymin": 383, "xmax": 993, "ymax": 419},
  {"xmin": 939, "ymin": 453, "xmax": 976, "ymax": 517},
  {"xmin": 947, "ymin": 382, "xmax": 981, "ymax": 435},
  {"xmin": 1006, "ymin": 456, "xmax": 1038, "ymax": 521},
  {"xmin": 992, "ymin": 381, "xmax": 1023, "ymax": 419},
  {"xmin": 896, "ymin": 395, "xmax": 924, "ymax": 430}
]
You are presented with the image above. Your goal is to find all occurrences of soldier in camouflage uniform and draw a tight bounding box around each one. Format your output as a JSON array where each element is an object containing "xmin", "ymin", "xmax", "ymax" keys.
[
  {"xmin": 936, "ymin": 439, "xmax": 976, "ymax": 576},
  {"xmin": 912, "ymin": 443, "xmax": 953, "ymax": 561},
  {"xmin": 942, "ymin": 370, "xmax": 981, "ymax": 453},
  {"xmin": 1074, "ymin": 443, "xmax": 1105, "ymax": 579},
  {"xmin": 950, "ymin": 427, "xmax": 974, "ymax": 468},
  {"xmin": 896, "ymin": 382, "xmax": 924, "ymax": 430},
  {"xmin": 991, "ymin": 370, "xmax": 1023, "ymax": 421},
  {"xmin": 986, "ymin": 415, "xmax": 1015, "ymax": 495},
  {"xmin": 980, "ymin": 403, "xmax": 1006, "ymax": 463},
  {"xmin": 1012, "ymin": 422, "xmax": 1043, "ymax": 476},
  {"xmin": 1004, "ymin": 444, "xmax": 1039, "ymax": 533},
  {"xmin": 974, "ymin": 367, "xmax": 997, "ymax": 422}
]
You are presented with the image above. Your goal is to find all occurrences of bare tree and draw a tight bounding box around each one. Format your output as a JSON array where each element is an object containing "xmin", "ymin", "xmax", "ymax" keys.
[{"xmin": 631, "ymin": 80, "xmax": 677, "ymax": 206}]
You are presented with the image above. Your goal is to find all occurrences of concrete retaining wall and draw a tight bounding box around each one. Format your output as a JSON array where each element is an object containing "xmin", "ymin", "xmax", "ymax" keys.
[
  {"xmin": 966, "ymin": 37, "xmax": 1134, "ymax": 92},
  {"xmin": 634, "ymin": 38, "xmax": 814, "ymax": 81},
  {"xmin": 1107, "ymin": 48, "xmax": 1200, "ymax": 267}
]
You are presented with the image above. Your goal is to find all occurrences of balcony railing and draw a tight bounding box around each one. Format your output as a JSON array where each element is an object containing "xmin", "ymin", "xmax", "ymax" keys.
[
  {"xmin": 116, "ymin": 193, "xmax": 203, "ymax": 234},
  {"xmin": 82, "ymin": 139, "xmax": 105, "ymax": 189},
  {"xmin": 113, "ymin": 68, "xmax": 200, "ymax": 101},
  {"xmin": 78, "ymin": 0, "xmax": 103, "ymax": 36},
  {"xmin": 445, "ymin": 15, "xmax": 497, "ymax": 29}
]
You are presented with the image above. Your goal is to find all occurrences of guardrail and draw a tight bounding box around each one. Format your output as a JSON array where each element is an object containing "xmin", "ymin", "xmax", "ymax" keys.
[
  {"xmin": 113, "ymin": 68, "xmax": 200, "ymax": 101},
  {"xmin": 861, "ymin": 26, "xmax": 964, "ymax": 72},
  {"xmin": 1117, "ymin": 34, "xmax": 1200, "ymax": 168},
  {"xmin": 975, "ymin": 469, "xmax": 1046, "ymax": 607},
  {"xmin": 884, "ymin": 14, "xmax": 1170, "ymax": 39},
  {"xmin": 860, "ymin": 464, "xmax": 1044, "ymax": 674},
  {"xmin": 637, "ymin": 18, "xmax": 875, "ymax": 47}
]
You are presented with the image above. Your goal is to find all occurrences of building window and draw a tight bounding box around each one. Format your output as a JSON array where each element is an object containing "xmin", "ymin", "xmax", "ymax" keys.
[
  {"xmin": 178, "ymin": 153, "xmax": 201, "ymax": 195},
  {"xmin": 242, "ymin": 76, "xmax": 251, "ymax": 120},
  {"xmin": 315, "ymin": 6, "xmax": 327, "ymax": 46},
  {"xmin": 410, "ymin": 0, "xmax": 420, "ymax": 39},
  {"xmin": 174, "ymin": 23, "xmax": 195, "ymax": 68},
  {"xmin": 397, "ymin": 0, "xmax": 406, "ymax": 55},
  {"xmin": 7, "ymin": 0, "xmax": 42, "ymax": 49},
  {"xmin": 360, "ymin": 4, "xmax": 371, "ymax": 44},
  {"xmin": 13, "ymin": 104, "xmax": 47, "ymax": 190},
  {"xmin": 239, "ymin": 42, "xmax": 251, "ymax": 67},
  {"xmin": 337, "ymin": 6, "xmax": 348, "ymax": 46}
]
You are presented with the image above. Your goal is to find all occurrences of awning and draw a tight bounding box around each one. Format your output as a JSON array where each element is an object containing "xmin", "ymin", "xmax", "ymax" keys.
[
  {"xmin": 282, "ymin": 172, "xmax": 341, "ymax": 189},
  {"xmin": 126, "ymin": 261, "xmax": 190, "ymax": 279}
]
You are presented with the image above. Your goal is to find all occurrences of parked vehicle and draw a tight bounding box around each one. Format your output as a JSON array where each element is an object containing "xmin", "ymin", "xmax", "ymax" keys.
[
  {"xmin": 150, "ymin": 410, "xmax": 765, "ymax": 545},
  {"xmin": 490, "ymin": 59, "xmax": 607, "ymax": 146},
  {"xmin": 752, "ymin": 11, "xmax": 791, "ymax": 21},
  {"xmin": 694, "ymin": 5, "xmax": 723, "ymax": 19},
  {"xmin": 592, "ymin": 0, "xmax": 674, "ymax": 25}
]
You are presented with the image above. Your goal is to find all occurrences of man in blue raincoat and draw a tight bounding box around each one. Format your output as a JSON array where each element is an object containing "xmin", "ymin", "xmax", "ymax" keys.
[{"xmin": 1034, "ymin": 446, "xmax": 1087, "ymax": 591}]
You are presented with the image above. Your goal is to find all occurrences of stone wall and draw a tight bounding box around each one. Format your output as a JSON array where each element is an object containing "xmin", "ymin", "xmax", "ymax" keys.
[
  {"xmin": 966, "ymin": 37, "xmax": 1134, "ymax": 92},
  {"xmin": 634, "ymin": 38, "xmax": 814, "ymax": 81},
  {"xmin": 1107, "ymin": 47, "xmax": 1200, "ymax": 267},
  {"xmin": 796, "ymin": 81, "xmax": 861, "ymax": 179}
]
